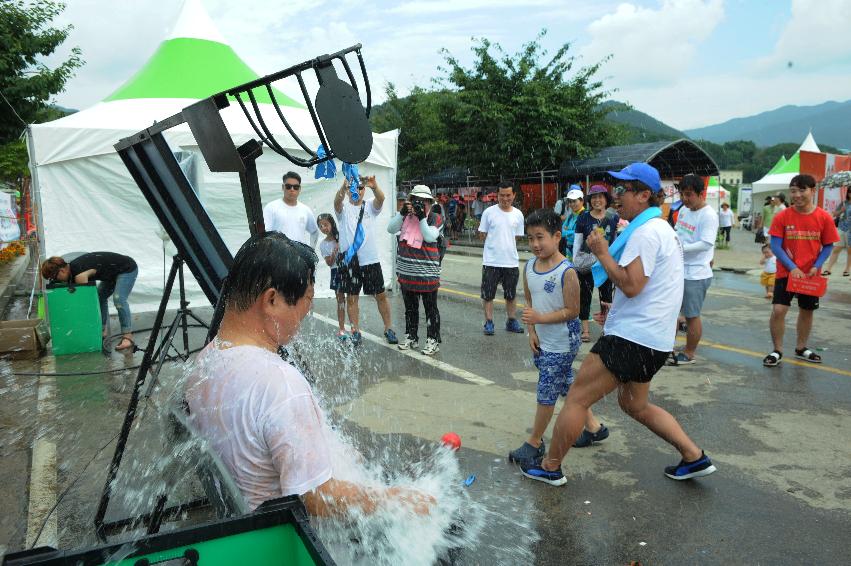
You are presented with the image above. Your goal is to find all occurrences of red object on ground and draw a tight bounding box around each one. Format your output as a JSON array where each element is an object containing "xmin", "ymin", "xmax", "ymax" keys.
[
  {"xmin": 786, "ymin": 275, "xmax": 827, "ymax": 297},
  {"xmin": 441, "ymin": 432, "xmax": 461, "ymax": 451}
]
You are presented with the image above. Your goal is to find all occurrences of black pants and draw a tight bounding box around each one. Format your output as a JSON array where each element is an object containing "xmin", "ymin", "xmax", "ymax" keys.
[
  {"xmin": 578, "ymin": 270, "xmax": 613, "ymax": 321},
  {"xmin": 720, "ymin": 226, "xmax": 731, "ymax": 242},
  {"xmin": 402, "ymin": 288, "xmax": 440, "ymax": 341}
]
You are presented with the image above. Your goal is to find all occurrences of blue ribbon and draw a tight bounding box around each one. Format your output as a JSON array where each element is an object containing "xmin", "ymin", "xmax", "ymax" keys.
[
  {"xmin": 591, "ymin": 207, "xmax": 662, "ymax": 287},
  {"xmin": 314, "ymin": 145, "xmax": 336, "ymax": 179}
]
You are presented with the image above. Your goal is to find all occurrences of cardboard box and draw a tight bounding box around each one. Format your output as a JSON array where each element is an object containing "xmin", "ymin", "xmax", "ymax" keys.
[{"xmin": 0, "ymin": 319, "xmax": 50, "ymax": 360}]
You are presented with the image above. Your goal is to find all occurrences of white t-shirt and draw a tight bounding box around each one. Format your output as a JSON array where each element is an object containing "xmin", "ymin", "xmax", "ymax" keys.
[
  {"xmin": 263, "ymin": 200, "xmax": 318, "ymax": 246},
  {"xmin": 336, "ymin": 198, "xmax": 382, "ymax": 266},
  {"xmin": 763, "ymin": 255, "xmax": 777, "ymax": 274},
  {"xmin": 604, "ymin": 219, "xmax": 684, "ymax": 352},
  {"xmin": 319, "ymin": 237, "xmax": 337, "ymax": 261},
  {"xmin": 479, "ymin": 206, "xmax": 525, "ymax": 267},
  {"xmin": 184, "ymin": 342, "xmax": 333, "ymax": 511},
  {"xmin": 718, "ymin": 208, "xmax": 734, "ymax": 228},
  {"xmin": 676, "ymin": 205, "xmax": 718, "ymax": 280}
]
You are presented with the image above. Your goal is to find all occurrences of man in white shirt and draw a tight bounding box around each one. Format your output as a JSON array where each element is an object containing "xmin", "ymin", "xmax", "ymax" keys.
[
  {"xmin": 718, "ymin": 202, "xmax": 734, "ymax": 245},
  {"xmin": 185, "ymin": 232, "xmax": 431, "ymax": 515},
  {"xmin": 262, "ymin": 171, "xmax": 319, "ymax": 247},
  {"xmin": 334, "ymin": 175, "xmax": 398, "ymax": 345},
  {"xmin": 478, "ymin": 181, "xmax": 526, "ymax": 336},
  {"xmin": 670, "ymin": 174, "xmax": 718, "ymax": 366},
  {"xmin": 521, "ymin": 162, "xmax": 715, "ymax": 486}
]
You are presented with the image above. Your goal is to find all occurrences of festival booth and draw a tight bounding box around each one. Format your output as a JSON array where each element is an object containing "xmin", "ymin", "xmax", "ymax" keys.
[
  {"xmin": 26, "ymin": 0, "xmax": 399, "ymax": 310},
  {"xmin": 705, "ymin": 176, "xmax": 730, "ymax": 211},
  {"xmin": 752, "ymin": 133, "xmax": 819, "ymax": 196}
]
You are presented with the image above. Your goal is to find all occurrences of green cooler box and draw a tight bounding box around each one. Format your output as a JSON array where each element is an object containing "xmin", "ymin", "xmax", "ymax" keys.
[{"xmin": 45, "ymin": 283, "xmax": 103, "ymax": 355}]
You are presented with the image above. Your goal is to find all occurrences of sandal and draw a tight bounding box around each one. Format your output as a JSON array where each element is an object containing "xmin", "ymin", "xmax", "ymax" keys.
[
  {"xmin": 115, "ymin": 338, "xmax": 135, "ymax": 351},
  {"xmin": 762, "ymin": 350, "xmax": 782, "ymax": 367},
  {"xmin": 843, "ymin": 272, "xmax": 849, "ymax": 277},
  {"xmin": 821, "ymin": 270, "xmax": 831, "ymax": 276},
  {"xmin": 794, "ymin": 347, "xmax": 822, "ymax": 364}
]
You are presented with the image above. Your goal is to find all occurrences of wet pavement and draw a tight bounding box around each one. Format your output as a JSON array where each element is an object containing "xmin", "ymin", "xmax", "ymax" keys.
[{"xmin": 1, "ymin": 253, "xmax": 850, "ymax": 564}]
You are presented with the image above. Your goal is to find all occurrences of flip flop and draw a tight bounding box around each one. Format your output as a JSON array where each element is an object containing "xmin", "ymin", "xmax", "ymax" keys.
[
  {"xmin": 762, "ymin": 350, "xmax": 782, "ymax": 367},
  {"xmin": 843, "ymin": 272, "xmax": 850, "ymax": 277},
  {"xmin": 821, "ymin": 270, "xmax": 831, "ymax": 276},
  {"xmin": 794, "ymin": 347, "xmax": 822, "ymax": 363}
]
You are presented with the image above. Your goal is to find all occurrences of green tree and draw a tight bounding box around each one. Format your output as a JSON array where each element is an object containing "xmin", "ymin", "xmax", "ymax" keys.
[
  {"xmin": 0, "ymin": 0, "xmax": 83, "ymax": 144},
  {"xmin": 438, "ymin": 31, "xmax": 620, "ymax": 177}
]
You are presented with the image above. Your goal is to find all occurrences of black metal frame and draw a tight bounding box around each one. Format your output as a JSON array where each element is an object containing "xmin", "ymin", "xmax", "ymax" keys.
[{"xmin": 91, "ymin": 44, "xmax": 374, "ymax": 545}]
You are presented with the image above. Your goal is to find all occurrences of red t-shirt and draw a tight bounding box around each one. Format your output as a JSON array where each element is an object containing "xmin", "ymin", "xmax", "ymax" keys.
[{"xmin": 768, "ymin": 206, "xmax": 839, "ymax": 278}]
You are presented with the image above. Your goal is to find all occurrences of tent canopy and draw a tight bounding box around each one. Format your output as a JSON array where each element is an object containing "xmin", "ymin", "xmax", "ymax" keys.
[
  {"xmin": 28, "ymin": 0, "xmax": 398, "ymax": 310},
  {"xmin": 559, "ymin": 139, "xmax": 719, "ymax": 180},
  {"xmin": 752, "ymin": 134, "xmax": 817, "ymax": 195}
]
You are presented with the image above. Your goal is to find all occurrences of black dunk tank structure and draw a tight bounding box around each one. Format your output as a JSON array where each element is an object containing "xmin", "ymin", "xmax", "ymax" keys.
[{"xmin": 4, "ymin": 44, "xmax": 375, "ymax": 566}]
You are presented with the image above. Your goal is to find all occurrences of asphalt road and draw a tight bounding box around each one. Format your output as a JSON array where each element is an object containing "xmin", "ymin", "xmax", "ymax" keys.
[{"xmin": 1, "ymin": 253, "xmax": 849, "ymax": 564}]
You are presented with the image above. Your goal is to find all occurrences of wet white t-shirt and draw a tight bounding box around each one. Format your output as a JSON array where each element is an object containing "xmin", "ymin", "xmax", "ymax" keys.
[
  {"xmin": 263, "ymin": 200, "xmax": 318, "ymax": 246},
  {"xmin": 676, "ymin": 205, "xmax": 718, "ymax": 280},
  {"xmin": 184, "ymin": 342, "xmax": 333, "ymax": 511},
  {"xmin": 604, "ymin": 219, "xmax": 684, "ymax": 352},
  {"xmin": 337, "ymin": 198, "xmax": 383, "ymax": 266},
  {"xmin": 479, "ymin": 206, "xmax": 525, "ymax": 267}
]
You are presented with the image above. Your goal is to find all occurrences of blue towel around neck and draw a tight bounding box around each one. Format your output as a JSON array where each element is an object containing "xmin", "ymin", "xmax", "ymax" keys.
[
  {"xmin": 344, "ymin": 223, "xmax": 365, "ymax": 265},
  {"xmin": 591, "ymin": 207, "xmax": 662, "ymax": 287}
]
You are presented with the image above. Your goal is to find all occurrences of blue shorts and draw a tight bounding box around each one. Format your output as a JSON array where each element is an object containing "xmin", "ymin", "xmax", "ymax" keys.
[
  {"xmin": 534, "ymin": 350, "xmax": 577, "ymax": 405},
  {"xmin": 330, "ymin": 267, "xmax": 342, "ymax": 292}
]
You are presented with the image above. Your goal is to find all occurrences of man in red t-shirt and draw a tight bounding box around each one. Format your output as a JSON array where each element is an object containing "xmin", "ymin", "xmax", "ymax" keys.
[{"xmin": 763, "ymin": 174, "xmax": 839, "ymax": 367}]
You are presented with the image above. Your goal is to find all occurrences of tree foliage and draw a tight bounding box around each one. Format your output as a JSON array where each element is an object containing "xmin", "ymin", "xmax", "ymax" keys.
[{"xmin": 0, "ymin": 0, "xmax": 83, "ymax": 144}]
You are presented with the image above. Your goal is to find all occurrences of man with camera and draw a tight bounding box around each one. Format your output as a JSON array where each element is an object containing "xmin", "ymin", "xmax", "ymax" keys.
[
  {"xmin": 334, "ymin": 175, "xmax": 398, "ymax": 345},
  {"xmin": 387, "ymin": 185, "xmax": 444, "ymax": 355}
]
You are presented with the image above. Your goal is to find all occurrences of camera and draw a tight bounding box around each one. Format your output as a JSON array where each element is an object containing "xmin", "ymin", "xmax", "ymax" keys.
[{"xmin": 411, "ymin": 200, "xmax": 425, "ymax": 216}]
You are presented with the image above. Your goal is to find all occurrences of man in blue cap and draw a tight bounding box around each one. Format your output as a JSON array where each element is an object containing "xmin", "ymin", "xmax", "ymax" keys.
[{"xmin": 521, "ymin": 162, "xmax": 716, "ymax": 486}]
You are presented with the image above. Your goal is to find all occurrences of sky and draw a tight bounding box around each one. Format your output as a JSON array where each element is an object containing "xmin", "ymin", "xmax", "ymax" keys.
[{"xmin": 44, "ymin": 0, "xmax": 851, "ymax": 130}]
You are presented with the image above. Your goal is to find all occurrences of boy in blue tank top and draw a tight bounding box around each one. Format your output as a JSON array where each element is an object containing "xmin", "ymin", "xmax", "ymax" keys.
[{"xmin": 508, "ymin": 209, "xmax": 607, "ymax": 468}]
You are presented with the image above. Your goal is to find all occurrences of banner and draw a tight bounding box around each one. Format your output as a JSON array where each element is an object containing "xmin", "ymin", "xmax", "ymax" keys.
[
  {"xmin": 823, "ymin": 187, "xmax": 842, "ymax": 215},
  {"xmin": 738, "ymin": 187, "xmax": 753, "ymax": 217},
  {"xmin": 0, "ymin": 192, "xmax": 20, "ymax": 243}
]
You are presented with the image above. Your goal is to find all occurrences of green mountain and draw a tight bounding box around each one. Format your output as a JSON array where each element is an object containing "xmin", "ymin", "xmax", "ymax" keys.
[
  {"xmin": 600, "ymin": 100, "xmax": 685, "ymax": 143},
  {"xmin": 684, "ymin": 100, "xmax": 851, "ymax": 149}
]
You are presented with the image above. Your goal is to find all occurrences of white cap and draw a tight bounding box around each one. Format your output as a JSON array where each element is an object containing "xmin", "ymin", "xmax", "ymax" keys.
[
  {"xmin": 409, "ymin": 185, "xmax": 435, "ymax": 200},
  {"xmin": 566, "ymin": 189, "xmax": 584, "ymax": 200}
]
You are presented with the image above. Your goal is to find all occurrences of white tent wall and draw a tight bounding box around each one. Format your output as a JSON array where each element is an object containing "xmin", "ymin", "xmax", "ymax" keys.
[
  {"xmin": 30, "ymin": 109, "xmax": 399, "ymax": 312},
  {"xmin": 752, "ymin": 173, "xmax": 796, "ymax": 195}
]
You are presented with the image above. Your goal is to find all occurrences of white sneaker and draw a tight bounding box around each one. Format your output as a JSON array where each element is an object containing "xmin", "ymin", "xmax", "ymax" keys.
[
  {"xmin": 398, "ymin": 335, "xmax": 419, "ymax": 350},
  {"xmin": 421, "ymin": 338, "xmax": 440, "ymax": 356}
]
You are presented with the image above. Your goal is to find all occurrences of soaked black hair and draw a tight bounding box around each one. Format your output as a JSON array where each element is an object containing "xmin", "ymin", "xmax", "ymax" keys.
[
  {"xmin": 317, "ymin": 213, "xmax": 339, "ymax": 242},
  {"xmin": 525, "ymin": 208, "xmax": 562, "ymax": 235},
  {"xmin": 224, "ymin": 231, "xmax": 317, "ymax": 311},
  {"xmin": 679, "ymin": 174, "xmax": 704, "ymax": 194}
]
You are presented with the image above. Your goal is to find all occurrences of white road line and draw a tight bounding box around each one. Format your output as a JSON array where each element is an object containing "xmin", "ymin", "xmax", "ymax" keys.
[
  {"xmin": 311, "ymin": 312, "xmax": 494, "ymax": 386},
  {"xmin": 26, "ymin": 372, "xmax": 57, "ymax": 549}
]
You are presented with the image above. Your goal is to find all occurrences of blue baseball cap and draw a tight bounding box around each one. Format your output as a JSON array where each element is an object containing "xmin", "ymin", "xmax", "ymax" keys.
[{"xmin": 607, "ymin": 162, "xmax": 661, "ymax": 192}]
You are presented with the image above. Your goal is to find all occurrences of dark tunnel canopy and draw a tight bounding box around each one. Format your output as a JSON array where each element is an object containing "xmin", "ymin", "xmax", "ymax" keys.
[{"xmin": 558, "ymin": 139, "xmax": 720, "ymax": 180}]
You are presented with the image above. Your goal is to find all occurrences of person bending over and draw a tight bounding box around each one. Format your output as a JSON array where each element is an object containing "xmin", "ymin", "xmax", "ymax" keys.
[{"xmin": 184, "ymin": 232, "xmax": 431, "ymax": 516}]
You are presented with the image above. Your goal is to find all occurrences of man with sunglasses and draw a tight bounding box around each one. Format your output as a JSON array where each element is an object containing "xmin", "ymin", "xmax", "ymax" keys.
[
  {"xmin": 521, "ymin": 162, "xmax": 716, "ymax": 486},
  {"xmin": 263, "ymin": 171, "xmax": 319, "ymax": 248}
]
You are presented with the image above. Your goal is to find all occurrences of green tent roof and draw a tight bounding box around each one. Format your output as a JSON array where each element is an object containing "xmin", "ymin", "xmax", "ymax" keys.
[
  {"xmin": 777, "ymin": 152, "xmax": 800, "ymax": 175},
  {"xmin": 104, "ymin": 37, "xmax": 301, "ymax": 107},
  {"xmin": 766, "ymin": 155, "xmax": 787, "ymax": 175}
]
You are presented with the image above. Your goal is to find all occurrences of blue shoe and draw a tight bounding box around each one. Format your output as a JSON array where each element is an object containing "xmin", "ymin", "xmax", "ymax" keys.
[
  {"xmin": 384, "ymin": 328, "xmax": 399, "ymax": 344},
  {"xmin": 350, "ymin": 331, "xmax": 363, "ymax": 346},
  {"xmin": 520, "ymin": 459, "xmax": 566, "ymax": 486},
  {"xmin": 505, "ymin": 318, "xmax": 524, "ymax": 333},
  {"xmin": 573, "ymin": 424, "xmax": 610, "ymax": 448},
  {"xmin": 508, "ymin": 441, "xmax": 545, "ymax": 464},
  {"xmin": 483, "ymin": 320, "xmax": 495, "ymax": 336},
  {"xmin": 664, "ymin": 451, "xmax": 717, "ymax": 480}
]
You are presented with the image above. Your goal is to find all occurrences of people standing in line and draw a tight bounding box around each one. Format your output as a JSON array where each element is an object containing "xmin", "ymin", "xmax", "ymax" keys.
[
  {"xmin": 508, "ymin": 209, "xmax": 607, "ymax": 465},
  {"xmin": 333, "ymin": 176, "xmax": 398, "ymax": 345},
  {"xmin": 521, "ymin": 162, "xmax": 716, "ymax": 487},
  {"xmin": 263, "ymin": 171, "xmax": 319, "ymax": 247},
  {"xmin": 718, "ymin": 202, "xmax": 734, "ymax": 245},
  {"xmin": 478, "ymin": 181, "xmax": 527, "ymax": 336},
  {"xmin": 387, "ymin": 185, "xmax": 444, "ymax": 356},
  {"xmin": 41, "ymin": 252, "xmax": 138, "ymax": 350},
  {"xmin": 560, "ymin": 187, "xmax": 585, "ymax": 260},
  {"xmin": 317, "ymin": 213, "xmax": 348, "ymax": 339},
  {"xmin": 759, "ymin": 244, "xmax": 777, "ymax": 300},
  {"xmin": 821, "ymin": 190, "xmax": 851, "ymax": 277},
  {"xmin": 668, "ymin": 174, "xmax": 718, "ymax": 366},
  {"xmin": 763, "ymin": 174, "xmax": 839, "ymax": 367},
  {"xmin": 572, "ymin": 184, "xmax": 618, "ymax": 344}
]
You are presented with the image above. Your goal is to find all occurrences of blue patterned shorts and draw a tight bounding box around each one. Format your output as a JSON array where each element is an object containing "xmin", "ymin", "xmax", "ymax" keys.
[{"xmin": 534, "ymin": 349, "xmax": 577, "ymax": 405}]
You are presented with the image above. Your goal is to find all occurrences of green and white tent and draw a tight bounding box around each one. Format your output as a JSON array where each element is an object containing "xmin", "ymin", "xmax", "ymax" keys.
[
  {"xmin": 28, "ymin": 0, "xmax": 398, "ymax": 309},
  {"xmin": 752, "ymin": 133, "xmax": 819, "ymax": 195}
]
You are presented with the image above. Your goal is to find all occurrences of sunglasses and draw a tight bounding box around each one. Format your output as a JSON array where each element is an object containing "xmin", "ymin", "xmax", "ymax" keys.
[
  {"xmin": 284, "ymin": 183, "xmax": 301, "ymax": 191},
  {"xmin": 613, "ymin": 185, "xmax": 640, "ymax": 197}
]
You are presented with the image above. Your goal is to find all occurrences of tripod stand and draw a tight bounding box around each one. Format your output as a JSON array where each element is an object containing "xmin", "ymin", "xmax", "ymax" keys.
[{"xmin": 94, "ymin": 255, "xmax": 209, "ymax": 541}]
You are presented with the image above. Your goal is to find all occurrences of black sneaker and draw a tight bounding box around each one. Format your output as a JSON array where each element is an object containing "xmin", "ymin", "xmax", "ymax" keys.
[
  {"xmin": 508, "ymin": 441, "xmax": 545, "ymax": 464},
  {"xmin": 573, "ymin": 424, "xmax": 610, "ymax": 448},
  {"xmin": 664, "ymin": 451, "xmax": 717, "ymax": 480},
  {"xmin": 520, "ymin": 459, "xmax": 567, "ymax": 486}
]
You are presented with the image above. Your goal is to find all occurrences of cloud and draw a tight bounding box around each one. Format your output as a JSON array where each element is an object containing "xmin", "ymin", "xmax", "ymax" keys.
[
  {"xmin": 751, "ymin": 0, "xmax": 851, "ymax": 73},
  {"xmin": 580, "ymin": 0, "xmax": 724, "ymax": 87},
  {"xmin": 390, "ymin": 0, "xmax": 551, "ymax": 16}
]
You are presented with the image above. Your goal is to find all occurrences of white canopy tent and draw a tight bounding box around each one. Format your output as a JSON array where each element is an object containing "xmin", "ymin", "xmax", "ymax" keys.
[
  {"xmin": 752, "ymin": 133, "xmax": 820, "ymax": 195},
  {"xmin": 27, "ymin": 0, "xmax": 398, "ymax": 311}
]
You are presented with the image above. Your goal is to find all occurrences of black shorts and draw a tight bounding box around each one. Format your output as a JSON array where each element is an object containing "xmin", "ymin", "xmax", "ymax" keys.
[
  {"xmin": 480, "ymin": 266, "xmax": 519, "ymax": 301},
  {"xmin": 772, "ymin": 277, "xmax": 819, "ymax": 310},
  {"xmin": 590, "ymin": 334, "xmax": 669, "ymax": 383},
  {"xmin": 340, "ymin": 261, "xmax": 386, "ymax": 296}
]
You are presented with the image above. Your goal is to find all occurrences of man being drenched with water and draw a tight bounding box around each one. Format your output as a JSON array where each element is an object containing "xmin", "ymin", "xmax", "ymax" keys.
[{"xmin": 185, "ymin": 232, "xmax": 432, "ymax": 516}]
